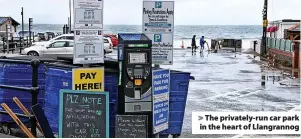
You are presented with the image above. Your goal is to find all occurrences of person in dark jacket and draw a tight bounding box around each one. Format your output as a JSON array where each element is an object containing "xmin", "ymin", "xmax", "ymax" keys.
[{"xmin": 191, "ymin": 35, "xmax": 196, "ymax": 52}]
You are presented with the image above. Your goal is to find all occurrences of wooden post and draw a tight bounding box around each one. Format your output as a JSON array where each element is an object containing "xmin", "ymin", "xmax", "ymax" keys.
[
  {"xmin": 13, "ymin": 97, "xmax": 44, "ymax": 136},
  {"xmin": 292, "ymin": 42, "xmax": 300, "ymax": 78},
  {"xmin": 1, "ymin": 103, "xmax": 35, "ymax": 138}
]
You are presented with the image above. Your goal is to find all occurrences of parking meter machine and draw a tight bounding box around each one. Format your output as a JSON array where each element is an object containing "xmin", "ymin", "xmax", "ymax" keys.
[{"xmin": 117, "ymin": 33, "xmax": 153, "ymax": 114}]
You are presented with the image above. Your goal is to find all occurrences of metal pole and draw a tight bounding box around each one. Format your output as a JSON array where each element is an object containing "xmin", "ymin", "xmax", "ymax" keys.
[
  {"xmin": 21, "ymin": 7, "xmax": 24, "ymax": 39},
  {"xmin": 32, "ymin": 32, "xmax": 35, "ymax": 42},
  {"xmin": 29, "ymin": 18, "xmax": 31, "ymax": 46},
  {"xmin": 6, "ymin": 24, "xmax": 9, "ymax": 54},
  {"xmin": 19, "ymin": 36, "xmax": 22, "ymax": 54},
  {"xmin": 30, "ymin": 58, "xmax": 40, "ymax": 137},
  {"xmin": 261, "ymin": 0, "xmax": 268, "ymax": 57},
  {"xmin": 253, "ymin": 40, "xmax": 257, "ymax": 58},
  {"xmin": 27, "ymin": 36, "xmax": 29, "ymax": 47},
  {"xmin": 2, "ymin": 38, "xmax": 4, "ymax": 53},
  {"xmin": 68, "ymin": 17, "xmax": 70, "ymax": 31},
  {"xmin": 69, "ymin": 0, "xmax": 72, "ymax": 33}
]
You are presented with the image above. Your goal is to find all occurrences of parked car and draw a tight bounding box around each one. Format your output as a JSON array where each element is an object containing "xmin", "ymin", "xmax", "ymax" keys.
[
  {"xmin": 104, "ymin": 36, "xmax": 113, "ymax": 46},
  {"xmin": 18, "ymin": 31, "xmax": 39, "ymax": 42},
  {"xmin": 32, "ymin": 34, "xmax": 74, "ymax": 46},
  {"xmin": 103, "ymin": 38, "xmax": 113, "ymax": 54},
  {"xmin": 37, "ymin": 33, "xmax": 46, "ymax": 41},
  {"xmin": 45, "ymin": 32, "xmax": 56, "ymax": 41},
  {"xmin": 104, "ymin": 34, "xmax": 118, "ymax": 47},
  {"xmin": 22, "ymin": 38, "xmax": 113, "ymax": 58}
]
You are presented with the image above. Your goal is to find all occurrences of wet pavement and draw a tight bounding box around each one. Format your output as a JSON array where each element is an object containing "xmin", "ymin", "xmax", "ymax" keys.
[
  {"xmin": 108, "ymin": 48, "xmax": 300, "ymax": 138},
  {"xmin": 159, "ymin": 49, "xmax": 300, "ymax": 138},
  {"xmin": 107, "ymin": 48, "xmax": 300, "ymax": 138}
]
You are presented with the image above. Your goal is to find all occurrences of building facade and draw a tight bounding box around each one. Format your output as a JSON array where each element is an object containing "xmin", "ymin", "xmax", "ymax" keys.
[{"xmin": 0, "ymin": 17, "xmax": 20, "ymax": 33}]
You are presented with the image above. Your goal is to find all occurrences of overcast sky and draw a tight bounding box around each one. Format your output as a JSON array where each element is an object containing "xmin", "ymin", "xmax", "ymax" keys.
[{"xmin": 0, "ymin": 0, "xmax": 300, "ymax": 25}]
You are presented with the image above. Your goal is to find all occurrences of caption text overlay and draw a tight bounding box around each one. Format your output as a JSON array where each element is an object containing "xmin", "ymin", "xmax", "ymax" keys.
[{"xmin": 192, "ymin": 112, "xmax": 300, "ymax": 134}]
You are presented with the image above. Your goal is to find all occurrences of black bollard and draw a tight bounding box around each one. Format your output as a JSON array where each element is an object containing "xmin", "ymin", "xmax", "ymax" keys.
[
  {"xmin": 253, "ymin": 40, "xmax": 257, "ymax": 58},
  {"xmin": 63, "ymin": 25, "xmax": 65, "ymax": 34},
  {"xmin": 66, "ymin": 26, "xmax": 70, "ymax": 34},
  {"xmin": 30, "ymin": 58, "xmax": 40, "ymax": 137},
  {"xmin": 261, "ymin": 74, "xmax": 266, "ymax": 86}
]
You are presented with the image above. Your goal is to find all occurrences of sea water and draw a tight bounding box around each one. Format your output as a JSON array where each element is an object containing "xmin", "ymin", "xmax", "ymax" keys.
[{"xmin": 17, "ymin": 24, "xmax": 261, "ymax": 49}]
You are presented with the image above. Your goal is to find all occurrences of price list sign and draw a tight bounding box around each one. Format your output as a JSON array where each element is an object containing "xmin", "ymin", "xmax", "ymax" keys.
[{"xmin": 59, "ymin": 89, "xmax": 109, "ymax": 138}]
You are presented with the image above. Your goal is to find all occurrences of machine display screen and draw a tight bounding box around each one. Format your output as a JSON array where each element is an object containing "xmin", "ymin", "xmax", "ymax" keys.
[
  {"xmin": 134, "ymin": 69, "xmax": 143, "ymax": 76},
  {"xmin": 129, "ymin": 53, "xmax": 147, "ymax": 64}
]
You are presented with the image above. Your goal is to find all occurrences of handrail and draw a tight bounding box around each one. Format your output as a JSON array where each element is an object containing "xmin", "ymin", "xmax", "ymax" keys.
[{"xmin": 0, "ymin": 85, "xmax": 32, "ymax": 92}]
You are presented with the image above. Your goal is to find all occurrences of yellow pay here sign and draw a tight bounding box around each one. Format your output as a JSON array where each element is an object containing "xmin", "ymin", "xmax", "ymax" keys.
[{"xmin": 72, "ymin": 68, "xmax": 104, "ymax": 91}]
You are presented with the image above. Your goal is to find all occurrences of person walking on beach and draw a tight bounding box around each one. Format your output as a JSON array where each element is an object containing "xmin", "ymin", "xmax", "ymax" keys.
[
  {"xmin": 200, "ymin": 36, "xmax": 206, "ymax": 52},
  {"xmin": 191, "ymin": 35, "xmax": 197, "ymax": 53}
]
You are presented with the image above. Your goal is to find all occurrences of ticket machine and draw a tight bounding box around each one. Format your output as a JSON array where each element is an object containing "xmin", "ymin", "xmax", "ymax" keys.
[{"xmin": 117, "ymin": 33, "xmax": 152, "ymax": 114}]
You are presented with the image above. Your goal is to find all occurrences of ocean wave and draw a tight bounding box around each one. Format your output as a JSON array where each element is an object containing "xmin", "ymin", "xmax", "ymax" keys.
[{"xmin": 17, "ymin": 24, "xmax": 262, "ymax": 40}]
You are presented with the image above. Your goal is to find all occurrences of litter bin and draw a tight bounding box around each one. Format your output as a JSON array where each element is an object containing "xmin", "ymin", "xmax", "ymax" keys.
[{"xmin": 43, "ymin": 61, "xmax": 119, "ymax": 137}]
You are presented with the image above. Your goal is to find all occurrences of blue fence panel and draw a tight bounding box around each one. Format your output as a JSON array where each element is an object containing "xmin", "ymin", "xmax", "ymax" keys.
[{"xmin": 0, "ymin": 62, "xmax": 46, "ymax": 122}]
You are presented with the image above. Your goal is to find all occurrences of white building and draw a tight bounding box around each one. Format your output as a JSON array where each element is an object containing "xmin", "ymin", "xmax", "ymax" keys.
[{"xmin": 267, "ymin": 19, "xmax": 300, "ymax": 39}]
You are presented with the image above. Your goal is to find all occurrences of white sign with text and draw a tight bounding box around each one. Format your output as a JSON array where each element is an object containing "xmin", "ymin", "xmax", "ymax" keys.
[
  {"xmin": 73, "ymin": 0, "xmax": 103, "ymax": 30},
  {"xmin": 73, "ymin": 30, "xmax": 104, "ymax": 64},
  {"xmin": 143, "ymin": 1, "xmax": 174, "ymax": 33},
  {"xmin": 145, "ymin": 33, "xmax": 173, "ymax": 65}
]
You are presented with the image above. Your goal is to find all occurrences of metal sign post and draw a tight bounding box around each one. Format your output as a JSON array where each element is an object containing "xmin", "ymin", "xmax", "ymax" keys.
[
  {"xmin": 29, "ymin": 18, "xmax": 33, "ymax": 46},
  {"xmin": 21, "ymin": 7, "xmax": 24, "ymax": 42},
  {"xmin": 6, "ymin": 24, "xmax": 10, "ymax": 53}
]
